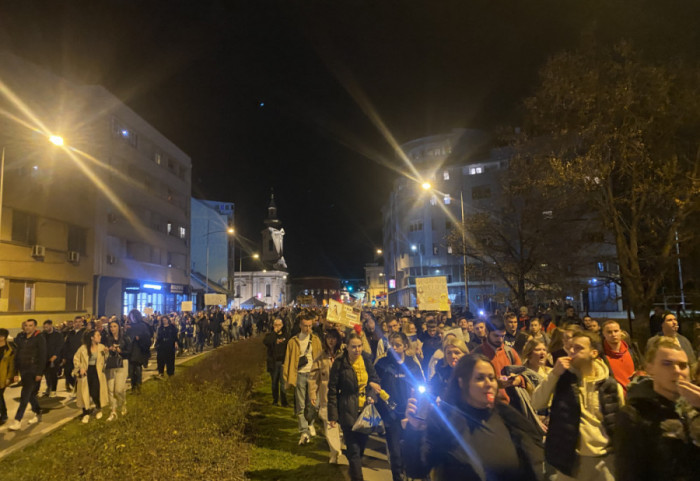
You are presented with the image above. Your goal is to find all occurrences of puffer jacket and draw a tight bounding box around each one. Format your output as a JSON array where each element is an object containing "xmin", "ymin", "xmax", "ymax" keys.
[{"xmin": 327, "ymin": 351, "xmax": 380, "ymax": 429}]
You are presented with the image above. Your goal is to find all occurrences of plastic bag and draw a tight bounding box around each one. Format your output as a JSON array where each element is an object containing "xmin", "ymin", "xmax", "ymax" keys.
[{"xmin": 351, "ymin": 403, "xmax": 384, "ymax": 435}]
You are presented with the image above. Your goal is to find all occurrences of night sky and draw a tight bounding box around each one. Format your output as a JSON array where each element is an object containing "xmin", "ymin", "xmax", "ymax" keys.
[{"xmin": 0, "ymin": 0, "xmax": 697, "ymax": 278}]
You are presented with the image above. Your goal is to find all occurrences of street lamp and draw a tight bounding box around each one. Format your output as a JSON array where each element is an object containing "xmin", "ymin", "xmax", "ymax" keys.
[
  {"xmin": 0, "ymin": 134, "xmax": 65, "ymax": 239},
  {"xmin": 239, "ymin": 252, "xmax": 260, "ymax": 272},
  {"xmin": 411, "ymin": 244, "xmax": 424, "ymax": 277},
  {"xmin": 421, "ymin": 182, "xmax": 431, "ymax": 190},
  {"xmin": 376, "ymin": 248, "xmax": 382, "ymax": 255}
]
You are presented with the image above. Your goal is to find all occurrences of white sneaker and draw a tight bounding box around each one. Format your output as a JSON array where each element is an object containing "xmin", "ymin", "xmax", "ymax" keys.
[
  {"xmin": 107, "ymin": 412, "xmax": 117, "ymax": 422},
  {"xmin": 8, "ymin": 420, "xmax": 21, "ymax": 431},
  {"xmin": 95, "ymin": 411, "xmax": 103, "ymax": 420},
  {"xmin": 81, "ymin": 415, "xmax": 90, "ymax": 424},
  {"xmin": 308, "ymin": 424, "xmax": 317, "ymax": 437},
  {"xmin": 27, "ymin": 414, "xmax": 41, "ymax": 425},
  {"xmin": 298, "ymin": 433, "xmax": 310, "ymax": 445}
]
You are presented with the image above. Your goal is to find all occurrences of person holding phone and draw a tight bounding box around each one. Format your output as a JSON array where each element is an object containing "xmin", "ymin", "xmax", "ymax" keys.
[{"xmin": 403, "ymin": 354, "xmax": 544, "ymax": 480}]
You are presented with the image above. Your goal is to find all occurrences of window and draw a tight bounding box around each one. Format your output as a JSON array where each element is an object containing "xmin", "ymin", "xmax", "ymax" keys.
[
  {"xmin": 469, "ymin": 166, "xmax": 483, "ymax": 175},
  {"xmin": 433, "ymin": 244, "xmax": 439, "ymax": 255},
  {"xmin": 167, "ymin": 222, "xmax": 173, "ymax": 235},
  {"xmin": 430, "ymin": 195, "xmax": 437, "ymax": 206},
  {"xmin": 66, "ymin": 283, "xmax": 85, "ymax": 311},
  {"xmin": 67, "ymin": 225, "xmax": 87, "ymax": 254},
  {"xmin": 443, "ymin": 171, "xmax": 450, "ymax": 180},
  {"xmin": 167, "ymin": 158, "xmax": 176, "ymax": 172},
  {"xmin": 472, "ymin": 185, "xmax": 492, "ymax": 200},
  {"xmin": 447, "ymin": 246, "xmax": 453, "ymax": 254},
  {"xmin": 444, "ymin": 194, "xmax": 451, "ymax": 205},
  {"xmin": 11, "ymin": 210, "xmax": 37, "ymax": 244},
  {"xmin": 597, "ymin": 262, "xmax": 606, "ymax": 272},
  {"xmin": 154, "ymin": 152, "xmax": 162, "ymax": 165},
  {"xmin": 178, "ymin": 226, "xmax": 186, "ymax": 239},
  {"xmin": 266, "ymin": 284, "xmax": 271, "ymax": 297},
  {"xmin": 8, "ymin": 280, "xmax": 34, "ymax": 312},
  {"xmin": 268, "ymin": 239, "xmax": 274, "ymax": 251},
  {"xmin": 408, "ymin": 221, "xmax": 423, "ymax": 232},
  {"xmin": 542, "ymin": 210, "xmax": 553, "ymax": 219}
]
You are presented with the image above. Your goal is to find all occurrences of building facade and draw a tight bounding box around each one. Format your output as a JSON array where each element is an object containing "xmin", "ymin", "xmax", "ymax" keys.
[{"xmin": 0, "ymin": 53, "xmax": 192, "ymax": 328}]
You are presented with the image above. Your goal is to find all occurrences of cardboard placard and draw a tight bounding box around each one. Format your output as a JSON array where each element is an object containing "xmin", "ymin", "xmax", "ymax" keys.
[
  {"xmin": 204, "ymin": 293, "xmax": 227, "ymax": 306},
  {"xmin": 181, "ymin": 301, "xmax": 193, "ymax": 312},
  {"xmin": 416, "ymin": 276, "xmax": 450, "ymax": 311}
]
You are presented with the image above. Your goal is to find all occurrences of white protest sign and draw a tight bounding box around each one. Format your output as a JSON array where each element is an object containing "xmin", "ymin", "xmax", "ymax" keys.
[
  {"xmin": 204, "ymin": 293, "xmax": 227, "ymax": 306},
  {"xmin": 181, "ymin": 301, "xmax": 193, "ymax": 312},
  {"xmin": 415, "ymin": 276, "xmax": 450, "ymax": 311}
]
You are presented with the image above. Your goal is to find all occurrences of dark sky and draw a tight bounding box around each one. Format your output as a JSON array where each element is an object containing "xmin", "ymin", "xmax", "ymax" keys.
[{"xmin": 1, "ymin": 0, "xmax": 697, "ymax": 278}]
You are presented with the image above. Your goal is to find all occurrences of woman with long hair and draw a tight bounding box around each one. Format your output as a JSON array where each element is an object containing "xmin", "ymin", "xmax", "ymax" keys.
[
  {"xmin": 103, "ymin": 320, "xmax": 131, "ymax": 421},
  {"xmin": 403, "ymin": 354, "xmax": 544, "ymax": 480},
  {"xmin": 73, "ymin": 330, "xmax": 108, "ymax": 424},
  {"xmin": 309, "ymin": 328, "xmax": 344, "ymax": 463},
  {"xmin": 328, "ymin": 332, "xmax": 382, "ymax": 481},
  {"xmin": 429, "ymin": 336, "xmax": 469, "ymax": 401}
]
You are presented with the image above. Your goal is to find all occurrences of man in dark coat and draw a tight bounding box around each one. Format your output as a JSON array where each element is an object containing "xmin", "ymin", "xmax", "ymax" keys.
[
  {"xmin": 128, "ymin": 309, "xmax": 152, "ymax": 393},
  {"xmin": 41, "ymin": 320, "xmax": 64, "ymax": 397},
  {"xmin": 263, "ymin": 318, "xmax": 289, "ymax": 406},
  {"xmin": 9, "ymin": 319, "xmax": 47, "ymax": 430},
  {"xmin": 61, "ymin": 316, "xmax": 84, "ymax": 392},
  {"xmin": 155, "ymin": 316, "xmax": 179, "ymax": 377}
]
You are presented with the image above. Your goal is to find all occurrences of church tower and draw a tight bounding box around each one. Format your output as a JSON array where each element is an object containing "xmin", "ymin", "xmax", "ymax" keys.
[{"xmin": 261, "ymin": 190, "xmax": 287, "ymax": 270}]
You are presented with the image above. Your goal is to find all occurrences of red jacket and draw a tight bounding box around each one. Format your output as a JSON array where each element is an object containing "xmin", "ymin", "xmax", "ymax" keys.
[{"xmin": 474, "ymin": 341, "xmax": 522, "ymax": 402}]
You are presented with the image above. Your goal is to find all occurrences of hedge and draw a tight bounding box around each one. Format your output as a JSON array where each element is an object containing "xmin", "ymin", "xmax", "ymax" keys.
[{"xmin": 0, "ymin": 338, "xmax": 266, "ymax": 480}]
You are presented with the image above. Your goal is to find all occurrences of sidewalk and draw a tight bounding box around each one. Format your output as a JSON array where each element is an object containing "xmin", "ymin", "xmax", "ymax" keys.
[{"xmin": 0, "ymin": 347, "xmax": 211, "ymax": 460}]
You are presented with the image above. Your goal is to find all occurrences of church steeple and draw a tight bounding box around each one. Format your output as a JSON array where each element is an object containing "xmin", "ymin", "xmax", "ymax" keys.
[{"xmin": 264, "ymin": 189, "xmax": 281, "ymax": 228}]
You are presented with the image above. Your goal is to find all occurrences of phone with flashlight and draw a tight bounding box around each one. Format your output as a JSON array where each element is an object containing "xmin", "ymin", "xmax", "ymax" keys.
[{"xmin": 413, "ymin": 384, "xmax": 431, "ymax": 421}]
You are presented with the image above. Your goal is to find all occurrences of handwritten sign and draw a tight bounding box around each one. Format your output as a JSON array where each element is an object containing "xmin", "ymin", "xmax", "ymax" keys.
[{"xmin": 416, "ymin": 276, "xmax": 450, "ymax": 311}]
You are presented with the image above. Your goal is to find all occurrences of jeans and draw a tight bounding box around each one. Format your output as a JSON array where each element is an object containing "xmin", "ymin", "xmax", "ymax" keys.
[
  {"xmin": 44, "ymin": 361, "xmax": 60, "ymax": 393},
  {"xmin": 15, "ymin": 373, "xmax": 41, "ymax": 421},
  {"xmin": 342, "ymin": 426, "xmax": 369, "ymax": 481},
  {"xmin": 64, "ymin": 359, "xmax": 76, "ymax": 390},
  {"xmin": 384, "ymin": 419, "xmax": 404, "ymax": 481},
  {"xmin": 157, "ymin": 350, "xmax": 175, "ymax": 376},
  {"xmin": 295, "ymin": 372, "xmax": 311, "ymax": 434},
  {"xmin": 106, "ymin": 362, "xmax": 128, "ymax": 411},
  {"xmin": 270, "ymin": 361, "xmax": 287, "ymax": 405},
  {"xmin": 129, "ymin": 361, "xmax": 143, "ymax": 389}
]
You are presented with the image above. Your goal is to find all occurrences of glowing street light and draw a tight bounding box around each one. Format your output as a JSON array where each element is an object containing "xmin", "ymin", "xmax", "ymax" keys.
[
  {"xmin": 421, "ymin": 182, "xmax": 431, "ymax": 190},
  {"xmin": 49, "ymin": 135, "xmax": 64, "ymax": 146},
  {"xmin": 376, "ymin": 248, "xmax": 383, "ymax": 255},
  {"xmin": 227, "ymin": 227, "xmax": 234, "ymax": 234}
]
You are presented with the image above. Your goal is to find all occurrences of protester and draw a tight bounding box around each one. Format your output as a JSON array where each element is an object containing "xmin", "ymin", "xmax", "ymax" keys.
[
  {"xmin": 418, "ymin": 319, "xmax": 442, "ymax": 373},
  {"xmin": 615, "ymin": 336, "xmax": 700, "ymax": 481},
  {"xmin": 103, "ymin": 320, "xmax": 131, "ymax": 421},
  {"xmin": 527, "ymin": 318, "xmax": 550, "ymax": 348},
  {"xmin": 309, "ymin": 328, "xmax": 344, "ymax": 463},
  {"xmin": 61, "ymin": 316, "xmax": 85, "ymax": 393},
  {"xmin": 521, "ymin": 339, "xmax": 551, "ymax": 381},
  {"xmin": 0, "ymin": 328, "xmax": 16, "ymax": 425},
  {"xmin": 9, "ymin": 319, "xmax": 47, "ymax": 431},
  {"xmin": 547, "ymin": 324, "xmax": 582, "ymax": 365},
  {"xmin": 468, "ymin": 318, "xmax": 487, "ymax": 351},
  {"xmin": 375, "ymin": 332, "xmax": 424, "ymax": 481},
  {"xmin": 531, "ymin": 331, "xmax": 622, "ymax": 481},
  {"xmin": 473, "ymin": 315, "xmax": 524, "ymax": 403},
  {"xmin": 41, "ymin": 319, "xmax": 64, "ymax": 398},
  {"xmin": 402, "ymin": 354, "xmax": 545, "ymax": 480},
  {"xmin": 327, "ymin": 332, "xmax": 382, "ymax": 481},
  {"xmin": 128, "ymin": 309, "xmax": 152, "ymax": 393},
  {"xmin": 504, "ymin": 312, "xmax": 529, "ymax": 355},
  {"xmin": 73, "ymin": 329, "xmax": 108, "ymax": 424},
  {"xmin": 646, "ymin": 312, "xmax": 696, "ymax": 364},
  {"xmin": 429, "ymin": 336, "xmax": 468, "ymax": 400},
  {"xmin": 600, "ymin": 320, "xmax": 642, "ymax": 391},
  {"xmin": 263, "ymin": 318, "xmax": 289, "ymax": 406},
  {"xmin": 155, "ymin": 315, "xmax": 179, "ymax": 377},
  {"xmin": 283, "ymin": 313, "xmax": 323, "ymax": 445}
]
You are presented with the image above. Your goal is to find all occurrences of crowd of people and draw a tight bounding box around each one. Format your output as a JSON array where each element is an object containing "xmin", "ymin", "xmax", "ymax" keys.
[
  {"xmin": 0, "ymin": 306, "xmax": 271, "ymax": 429},
  {"xmin": 264, "ymin": 305, "xmax": 700, "ymax": 481}
]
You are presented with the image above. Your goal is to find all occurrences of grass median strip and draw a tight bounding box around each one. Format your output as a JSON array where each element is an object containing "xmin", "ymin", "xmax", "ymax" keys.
[
  {"xmin": 0, "ymin": 339, "xmax": 265, "ymax": 481},
  {"xmin": 245, "ymin": 378, "xmax": 344, "ymax": 481}
]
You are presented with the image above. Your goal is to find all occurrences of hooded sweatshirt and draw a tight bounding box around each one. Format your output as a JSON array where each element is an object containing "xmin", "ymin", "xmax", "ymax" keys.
[
  {"xmin": 532, "ymin": 357, "xmax": 624, "ymax": 457},
  {"xmin": 603, "ymin": 340, "xmax": 635, "ymax": 390}
]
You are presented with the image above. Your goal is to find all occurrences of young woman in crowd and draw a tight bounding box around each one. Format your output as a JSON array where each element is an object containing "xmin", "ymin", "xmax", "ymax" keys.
[
  {"xmin": 309, "ymin": 328, "xmax": 344, "ymax": 463},
  {"xmin": 327, "ymin": 332, "xmax": 382, "ymax": 481},
  {"xmin": 522, "ymin": 339, "xmax": 551, "ymax": 381},
  {"xmin": 74, "ymin": 329, "xmax": 108, "ymax": 424},
  {"xmin": 103, "ymin": 320, "xmax": 131, "ymax": 421},
  {"xmin": 155, "ymin": 315, "xmax": 179, "ymax": 377},
  {"xmin": 429, "ymin": 336, "xmax": 469, "ymax": 400},
  {"xmin": 403, "ymin": 354, "xmax": 545, "ymax": 480},
  {"xmin": 375, "ymin": 332, "xmax": 424, "ymax": 481}
]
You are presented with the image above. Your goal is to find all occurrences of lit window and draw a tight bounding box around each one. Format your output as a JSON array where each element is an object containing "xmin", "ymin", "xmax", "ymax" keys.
[
  {"xmin": 469, "ymin": 166, "xmax": 483, "ymax": 175},
  {"xmin": 447, "ymin": 246, "xmax": 453, "ymax": 254},
  {"xmin": 179, "ymin": 227, "xmax": 186, "ymax": 239},
  {"xmin": 430, "ymin": 195, "xmax": 437, "ymax": 206},
  {"xmin": 154, "ymin": 153, "xmax": 162, "ymax": 165},
  {"xmin": 542, "ymin": 210, "xmax": 553, "ymax": 219},
  {"xmin": 444, "ymin": 194, "xmax": 451, "ymax": 205},
  {"xmin": 443, "ymin": 171, "xmax": 450, "ymax": 180},
  {"xmin": 167, "ymin": 222, "xmax": 172, "ymax": 234}
]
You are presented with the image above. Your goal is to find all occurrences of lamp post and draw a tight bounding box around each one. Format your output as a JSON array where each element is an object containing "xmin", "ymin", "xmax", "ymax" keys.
[
  {"xmin": 411, "ymin": 244, "xmax": 423, "ymax": 277},
  {"xmin": 238, "ymin": 253, "xmax": 259, "ymax": 308},
  {"xmin": 0, "ymin": 135, "xmax": 64, "ymax": 239}
]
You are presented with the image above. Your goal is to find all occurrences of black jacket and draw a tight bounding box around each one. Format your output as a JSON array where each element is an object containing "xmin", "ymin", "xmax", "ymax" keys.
[
  {"xmin": 402, "ymin": 401, "xmax": 544, "ymax": 481},
  {"xmin": 327, "ymin": 351, "xmax": 380, "ymax": 429},
  {"xmin": 263, "ymin": 331, "xmax": 289, "ymax": 370},
  {"xmin": 102, "ymin": 331, "xmax": 132, "ymax": 369},
  {"xmin": 129, "ymin": 321, "xmax": 153, "ymax": 365},
  {"xmin": 155, "ymin": 324, "xmax": 179, "ymax": 352},
  {"xmin": 429, "ymin": 361, "xmax": 453, "ymax": 401},
  {"xmin": 546, "ymin": 369, "xmax": 621, "ymax": 476},
  {"xmin": 42, "ymin": 330, "xmax": 64, "ymax": 363},
  {"xmin": 375, "ymin": 353, "xmax": 424, "ymax": 421},
  {"xmin": 15, "ymin": 330, "xmax": 47, "ymax": 375},
  {"xmin": 62, "ymin": 328, "xmax": 85, "ymax": 362},
  {"xmin": 615, "ymin": 377, "xmax": 700, "ymax": 481}
]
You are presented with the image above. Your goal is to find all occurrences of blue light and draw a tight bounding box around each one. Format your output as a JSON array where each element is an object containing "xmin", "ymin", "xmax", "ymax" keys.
[
  {"xmin": 259, "ymin": 102, "xmax": 265, "ymax": 107},
  {"xmin": 417, "ymin": 385, "xmax": 426, "ymax": 394},
  {"xmin": 121, "ymin": 129, "xmax": 129, "ymax": 137},
  {"xmin": 142, "ymin": 283, "xmax": 162, "ymax": 290},
  {"xmin": 348, "ymin": 286, "xmax": 353, "ymax": 292},
  {"xmin": 479, "ymin": 310, "xmax": 485, "ymax": 317}
]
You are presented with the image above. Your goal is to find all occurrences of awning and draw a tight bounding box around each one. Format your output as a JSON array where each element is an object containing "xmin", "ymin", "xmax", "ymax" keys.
[{"xmin": 240, "ymin": 296, "xmax": 267, "ymax": 308}]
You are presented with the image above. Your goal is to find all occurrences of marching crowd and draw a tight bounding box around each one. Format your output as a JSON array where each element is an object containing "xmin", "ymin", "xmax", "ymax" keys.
[
  {"xmin": 0, "ymin": 307, "xmax": 270, "ymax": 429},
  {"xmin": 264, "ymin": 305, "xmax": 700, "ymax": 481}
]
